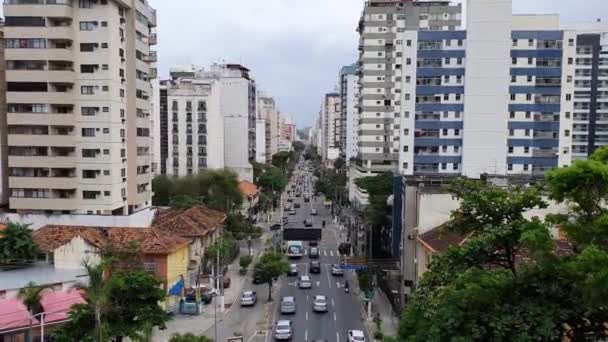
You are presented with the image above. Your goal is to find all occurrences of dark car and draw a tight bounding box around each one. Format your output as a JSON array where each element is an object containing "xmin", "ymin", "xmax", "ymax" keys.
[
  {"xmin": 310, "ymin": 261, "xmax": 321, "ymax": 274},
  {"xmin": 294, "ymin": 203, "xmax": 301, "ymax": 209},
  {"xmin": 304, "ymin": 219, "xmax": 313, "ymax": 227},
  {"xmin": 309, "ymin": 240, "xmax": 318, "ymax": 247},
  {"xmin": 253, "ymin": 264, "xmax": 264, "ymax": 284}
]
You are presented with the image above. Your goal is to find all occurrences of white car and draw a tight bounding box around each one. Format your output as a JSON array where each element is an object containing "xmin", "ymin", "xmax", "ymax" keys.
[
  {"xmin": 240, "ymin": 291, "xmax": 257, "ymax": 306},
  {"xmin": 331, "ymin": 264, "xmax": 344, "ymax": 276},
  {"xmin": 274, "ymin": 320, "xmax": 293, "ymax": 340},
  {"xmin": 347, "ymin": 330, "xmax": 365, "ymax": 342},
  {"xmin": 312, "ymin": 295, "xmax": 328, "ymax": 312},
  {"xmin": 298, "ymin": 275, "xmax": 312, "ymax": 289}
]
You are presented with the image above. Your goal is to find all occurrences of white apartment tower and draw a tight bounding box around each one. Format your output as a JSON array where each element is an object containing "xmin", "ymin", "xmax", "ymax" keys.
[
  {"xmin": 4, "ymin": 0, "xmax": 157, "ymax": 215},
  {"xmin": 321, "ymin": 93, "xmax": 341, "ymax": 161},
  {"xmin": 257, "ymin": 92, "xmax": 279, "ymax": 163},
  {"xmin": 339, "ymin": 64, "xmax": 360, "ymax": 163}
]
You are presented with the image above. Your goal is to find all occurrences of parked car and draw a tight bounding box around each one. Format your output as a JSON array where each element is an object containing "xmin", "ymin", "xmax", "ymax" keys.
[
  {"xmin": 311, "ymin": 209, "xmax": 317, "ymax": 216},
  {"xmin": 308, "ymin": 240, "xmax": 318, "ymax": 247},
  {"xmin": 304, "ymin": 219, "xmax": 313, "ymax": 227},
  {"xmin": 253, "ymin": 264, "xmax": 264, "ymax": 284},
  {"xmin": 331, "ymin": 264, "xmax": 344, "ymax": 276},
  {"xmin": 289, "ymin": 209, "xmax": 296, "ymax": 215},
  {"xmin": 288, "ymin": 264, "xmax": 298, "ymax": 276},
  {"xmin": 347, "ymin": 330, "xmax": 365, "ymax": 342},
  {"xmin": 280, "ymin": 296, "xmax": 297, "ymax": 314},
  {"xmin": 312, "ymin": 295, "xmax": 328, "ymax": 312},
  {"xmin": 294, "ymin": 203, "xmax": 301, "ymax": 209},
  {"xmin": 309, "ymin": 247, "xmax": 320, "ymax": 259},
  {"xmin": 240, "ymin": 290, "xmax": 257, "ymax": 306},
  {"xmin": 298, "ymin": 276, "xmax": 312, "ymax": 289},
  {"xmin": 310, "ymin": 261, "xmax": 321, "ymax": 274},
  {"xmin": 274, "ymin": 320, "xmax": 293, "ymax": 340}
]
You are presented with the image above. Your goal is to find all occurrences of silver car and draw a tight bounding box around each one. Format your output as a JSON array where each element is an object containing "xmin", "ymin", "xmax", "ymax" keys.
[
  {"xmin": 240, "ymin": 291, "xmax": 257, "ymax": 306},
  {"xmin": 280, "ymin": 296, "xmax": 296, "ymax": 314},
  {"xmin": 312, "ymin": 295, "xmax": 328, "ymax": 312},
  {"xmin": 274, "ymin": 320, "xmax": 293, "ymax": 340},
  {"xmin": 298, "ymin": 275, "xmax": 312, "ymax": 289}
]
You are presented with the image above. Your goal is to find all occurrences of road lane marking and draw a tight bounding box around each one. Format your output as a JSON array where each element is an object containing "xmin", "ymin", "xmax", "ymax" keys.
[
  {"xmin": 334, "ymin": 312, "xmax": 337, "ymax": 321},
  {"xmin": 316, "ymin": 281, "xmax": 320, "ymax": 287},
  {"xmin": 323, "ymin": 250, "xmax": 327, "ymax": 256},
  {"xmin": 336, "ymin": 332, "xmax": 340, "ymax": 342},
  {"xmin": 306, "ymin": 311, "xmax": 309, "ymax": 320},
  {"xmin": 307, "ymin": 295, "xmax": 309, "ymax": 302},
  {"xmin": 332, "ymin": 298, "xmax": 335, "ymax": 307},
  {"xmin": 305, "ymin": 329, "xmax": 308, "ymax": 340},
  {"xmin": 330, "ymin": 250, "xmax": 334, "ymax": 256},
  {"xmin": 326, "ymin": 265, "xmax": 332, "ymax": 288}
]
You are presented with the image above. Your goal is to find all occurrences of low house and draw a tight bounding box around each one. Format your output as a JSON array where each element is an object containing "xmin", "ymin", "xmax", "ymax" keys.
[
  {"xmin": 239, "ymin": 180, "xmax": 260, "ymax": 221},
  {"xmin": 33, "ymin": 225, "xmax": 191, "ymax": 312},
  {"xmin": 152, "ymin": 206, "xmax": 226, "ymax": 285},
  {"xmin": 415, "ymin": 227, "xmax": 469, "ymax": 279}
]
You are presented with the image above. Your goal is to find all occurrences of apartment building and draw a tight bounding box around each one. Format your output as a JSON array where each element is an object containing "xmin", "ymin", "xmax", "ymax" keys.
[
  {"xmin": 321, "ymin": 93, "xmax": 340, "ymax": 161},
  {"xmin": 0, "ymin": 22, "xmax": 8, "ymax": 206},
  {"xmin": 257, "ymin": 93, "xmax": 279, "ymax": 163},
  {"xmin": 339, "ymin": 63, "xmax": 360, "ymax": 163},
  {"xmin": 255, "ymin": 119, "xmax": 267, "ymax": 163},
  {"xmin": 162, "ymin": 64, "xmax": 256, "ymax": 182},
  {"xmin": 3, "ymin": 0, "xmax": 157, "ymax": 215},
  {"xmin": 165, "ymin": 67, "xmax": 224, "ymax": 176}
]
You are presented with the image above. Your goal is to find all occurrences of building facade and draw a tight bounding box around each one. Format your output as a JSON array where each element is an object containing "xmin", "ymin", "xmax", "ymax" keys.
[
  {"xmin": 321, "ymin": 93, "xmax": 340, "ymax": 161},
  {"xmin": 3, "ymin": 0, "xmax": 157, "ymax": 215},
  {"xmin": 339, "ymin": 63, "xmax": 360, "ymax": 163}
]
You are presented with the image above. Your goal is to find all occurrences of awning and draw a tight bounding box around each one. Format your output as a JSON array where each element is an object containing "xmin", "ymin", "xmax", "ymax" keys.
[
  {"xmin": 0, "ymin": 298, "xmax": 38, "ymax": 333},
  {"xmin": 40, "ymin": 289, "xmax": 86, "ymax": 324}
]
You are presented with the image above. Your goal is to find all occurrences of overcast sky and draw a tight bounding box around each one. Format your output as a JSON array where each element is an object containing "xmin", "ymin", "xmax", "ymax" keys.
[{"xmin": 149, "ymin": 0, "xmax": 608, "ymax": 129}]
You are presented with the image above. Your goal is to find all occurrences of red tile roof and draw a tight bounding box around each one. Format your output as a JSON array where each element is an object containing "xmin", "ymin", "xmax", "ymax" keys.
[
  {"xmin": 239, "ymin": 180, "xmax": 259, "ymax": 198},
  {"xmin": 417, "ymin": 226, "xmax": 469, "ymax": 252},
  {"xmin": 152, "ymin": 206, "xmax": 226, "ymax": 238},
  {"xmin": 33, "ymin": 225, "xmax": 191, "ymax": 255}
]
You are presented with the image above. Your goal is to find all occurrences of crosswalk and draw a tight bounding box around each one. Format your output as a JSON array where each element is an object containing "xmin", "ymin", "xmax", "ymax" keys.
[{"xmin": 303, "ymin": 248, "xmax": 340, "ymax": 257}]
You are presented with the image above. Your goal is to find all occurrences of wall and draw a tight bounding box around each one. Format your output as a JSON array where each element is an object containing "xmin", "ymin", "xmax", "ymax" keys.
[
  {"xmin": 166, "ymin": 246, "xmax": 189, "ymax": 288},
  {"xmin": 0, "ymin": 207, "xmax": 156, "ymax": 230},
  {"xmin": 53, "ymin": 236, "xmax": 102, "ymax": 269},
  {"xmin": 462, "ymin": 0, "xmax": 512, "ymax": 177},
  {"xmin": 221, "ymin": 78, "xmax": 253, "ymax": 181},
  {"xmin": 255, "ymin": 119, "xmax": 267, "ymax": 163}
]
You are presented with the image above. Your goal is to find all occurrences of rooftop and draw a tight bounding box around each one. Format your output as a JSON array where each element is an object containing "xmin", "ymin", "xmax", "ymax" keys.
[
  {"xmin": 0, "ymin": 261, "xmax": 88, "ymax": 292},
  {"xmin": 152, "ymin": 206, "xmax": 226, "ymax": 238}
]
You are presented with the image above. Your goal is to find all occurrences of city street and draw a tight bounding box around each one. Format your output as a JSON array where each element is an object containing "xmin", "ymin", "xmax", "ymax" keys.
[{"xmin": 206, "ymin": 167, "xmax": 369, "ymax": 342}]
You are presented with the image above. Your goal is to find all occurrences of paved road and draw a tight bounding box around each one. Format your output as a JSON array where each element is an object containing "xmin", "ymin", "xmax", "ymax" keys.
[{"xmin": 270, "ymin": 169, "xmax": 369, "ymax": 342}]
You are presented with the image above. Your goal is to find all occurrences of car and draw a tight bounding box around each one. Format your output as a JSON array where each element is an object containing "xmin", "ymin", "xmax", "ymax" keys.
[
  {"xmin": 309, "ymin": 247, "xmax": 319, "ymax": 258},
  {"xmin": 304, "ymin": 197, "xmax": 310, "ymax": 203},
  {"xmin": 287, "ymin": 197, "xmax": 294, "ymax": 203},
  {"xmin": 298, "ymin": 275, "xmax": 312, "ymax": 289},
  {"xmin": 274, "ymin": 320, "xmax": 293, "ymax": 340},
  {"xmin": 308, "ymin": 240, "xmax": 318, "ymax": 247},
  {"xmin": 312, "ymin": 295, "xmax": 328, "ymax": 312},
  {"xmin": 347, "ymin": 330, "xmax": 365, "ymax": 342},
  {"xmin": 310, "ymin": 261, "xmax": 321, "ymax": 274},
  {"xmin": 296, "ymin": 193, "xmax": 301, "ymax": 197},
  {"xmin": 294, "ymin": 203, "xmax": 301, "ymax": 209},
  {"xmin": 253, "ymin": 264, "xmax": 264, "ymax": 284},
  {"xmin": 331, "ymin": 264, "xmax": 344, "ymax": 276},
  {"xmin": 240, "ymin": 291, "xmax": 257, "ymax": 306},
  {"xmin": 289, "ymin": 209, "xmax": 296, "ymax": 215},
  {"xmin": 304, "ymin": 219, "xmax": 313, "ymax": 227},
  {"xmin": 280, "ymin": 296, "xmax": 296, "ymax": 314},
  {"xmin": 288, "ymin": 264, "xmax": 298, "ymax": 276},
  {"xmin": 284, "ymin": 204, "xmax": 292, "ymax": 211},
  {"xmin": 311, "ymin": 209, "xmax": 317, "ymax": 216},
  {"xmin": 283, "ymin": 216, "xmax": 289, "ymax": 224}
]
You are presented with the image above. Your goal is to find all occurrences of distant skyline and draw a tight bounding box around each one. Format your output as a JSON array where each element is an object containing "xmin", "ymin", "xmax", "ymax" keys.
[{"xmin": 150, "ymin": 0, "xmax": 608, "ymax": 129}]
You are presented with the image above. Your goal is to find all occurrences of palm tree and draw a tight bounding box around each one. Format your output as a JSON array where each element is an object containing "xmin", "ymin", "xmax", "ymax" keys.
[
  {"xmin": 82, "ymin": 262, "xmax": 108, "ymax": 342},
  {"xmin": 18, "ymin": 281, "xmax": 46, "ymax": 342},
  {"xmin": 169, "ymin": 333, "xmax": 213, "ymax": 342}
]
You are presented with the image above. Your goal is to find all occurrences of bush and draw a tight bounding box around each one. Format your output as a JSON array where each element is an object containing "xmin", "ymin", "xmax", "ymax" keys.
[
  {"xmin": 240, "ymin": 255, "xmax": 253, "ymax": 269},
  {"xmin": 239, "ymin": 268, "xmax": 247, "ymax": 276},
  {"xmin": 374, "ymin": 331, "xmax": 384, "ymax": 340}
]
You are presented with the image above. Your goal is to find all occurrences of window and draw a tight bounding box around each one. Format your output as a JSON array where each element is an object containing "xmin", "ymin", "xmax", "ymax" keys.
[
  {"xmin": 444, "ymin": 58, "xmax": 450, "ymax": 65},
  {"xmin": 568, "ymin": 38, "xmax": 574, "ymax": 47},
  {"xmin": 83, "ymin": 191, "xmax": 98, "ymax": 199},
  {"xmin": 566, "ymin": 94, "xmax": 572, "ymax": 101},
  {"xmin": 402, "ymin": 162, "xmax": 408, "ymax": 169},
  {"xmin": 455, "ymin": 94, "xmax": 461, "ymax": 101},
  {"xmin": 405, "ymin": 76, "xmax": 411, "ymax": 83},
  {"xmin": 524, "ymin": 164, "xmax": 529, "ymax": 171},
  {"xmin": 81, "ymin": 86, "xmax": 94, "ymax": 95},
  {"xmin": 103, "ymin": 149, "xmax": 110, "ymax": 155},
  {"xmin": 406, "ymin": 40, "xmax": 411, "ymax": 47},
  {"xmin": 404, "ymin": 111, "xmax": 410, "ymax": 118},
  {"xmin": 441, "ymin": 163, "xmax": 447, "ymax": 170},
  {"xmin": 508, "ymin": 164, "xmax": 513, "ymax": 171},
  {"xmin": 524, "ymin": 147, "xmax": 529, "ymax": 153},
  {"xmin": 456, "ymin": 58, "xmax": 462, "ymax": 65},
  {"xmin": 528, "ymin": 57, "xmax": 533, "ymax": 65},
  {"xmin": 509, "ymin": 129, "xmax": 514, "ymax": 136},
  {"xmin": 567, "ymin": 75, "xmax": 573, "ymax": 83},
  {"xmin": 454, "ymin": 146, "xmax": 460, "ymax": 152},
  {"xmin": 6, "ymin": 38, "xmax": 46, "ymax": 49},
  {"xmin": 82, "ymin": 128, "xmax": 95, "ymax": 137},
  {"xmin": 102, "ymin": 64, "xmax": 109, "ymax": 70},
  {"xmin": 443, "ymin": 111, "xmax": 449, "ymax": 118},
  {"xmin": 512, "ymin": 57, "xmax": 517, "ymax": 65},
  {"xmin": 103, "ymin": 128, "xmax": 110, "ymax": 134},
  {"xmin": 80, "ymin": 43, "xmax": 96, "ymax": 52},
  {"xmin": 444, "ymin": 94, "xmax": 449, "ymax": 101},
  {"xmin": 454, "ymin": 129, "xmax": 460, "ymax": 136},
  {"xmin": 565, "ymin": 129, "xmax": 570, "ymax": 137},
  {"xmin": 456, "ymin": 76, "xmax": 462, "ymax": 84},
  {"xmin": 82, "ymin": 170, "xmax": 97, "ymax": 179},
  {"xmin": 526, "ymin": 94, "xmax": 532, "ymax": 101},
  {"xmin": 527, "ymin": 75, "xmax": 533, "ymax": 83},
  {"xmin": 405, "ymin": 94, "xmax": 410, "ymax": 100},
  {"xmin": 453, "ymin": 164, "xmax": 458, "ymax": 171},
  {"xmin": 442, "ymin": 146, "xmax": 448, "ymax": 152},
  {"xmin": 511, "ymin": 75, "xmax": 517, "ymax": 83},
  {"xmin": 80, "ymin": 65, "xmax": 96, "ymax": 73},
  {"xmin": 528, "ymin": 39, "xmax": 534, "ymax": 47},
  {"xmin": 455, "ymin": 112, "xmax": 461, "ymax": 119},
  {"xmin": 510, "ymin": 94, "xmax": 516, "ymax": 101},
  {"xmin": 101, "ymin": 43, "xmax": 108, "ymax": 48},
  {"xmin": 457, "ymin": 40, "xmax": 463, "ymax": 47},
  {"xmin": 81, "ymin": 107, "xmax": 98, "ymax": 116},
  {"xmin": 79, "ymin": 21, "xmax": 97, "ymax": 31},
  {"xmin": 101, "ymin": 21, "xmax": 108, "ymax": 27},
  {"xmin": 568, "ymin": 57, "xmax": 573, "ymax": 65},
  {"xmin": 444, "ymin": 75, "xmax": 450, "ymax": 83},
  {"xmin": 103, "ymin": 170, "xmax": 110, "ymax": 176},
  {"xmin": 403, "ymin": 146, "xmax": 409, "ymax": 152},
  {"xmin": 442, "ymin": 129, "xmax": 448, "ymax": 136},
  {"xmin": 403, "ymin": 129, "xmax": 409, "ymax": 136},
  {"xmin": 512, "ymin": 39, "xmax": 518, "ymax": 47},
  {"xmin": 510, "ymin": 111, "xmax": 515, "ymax": 119},
  {"xmin": 82, "ymin": 149, "xmax": 98, "ymax": 158},
  {"xmin": 565, "ymin": 112, "xmax": 571, "ymax": 119},
  {"xmin": 104, "ymin": 191, "xmax": 110, "ymax": 196},
  {"xmin": 406, "ymin": 58, "xmax": 411, "ymax": 65},
  {"xmin": 79, "ymin": 0, "xmax": 94, "ymax": 8},
  {"xmin": 102, "ymin": 86, "xmax": 109, "ymax": 92},
  {"xmin": 103, "ymin": 107, "xmax": 109, "ymax": 112},
  {"xmin": 525, "ymin": 129, "xmax": 530, "ymax": 136},
  {"xmin": 525, "ymin": 111, "xmax": 531, "ymax": 119}
]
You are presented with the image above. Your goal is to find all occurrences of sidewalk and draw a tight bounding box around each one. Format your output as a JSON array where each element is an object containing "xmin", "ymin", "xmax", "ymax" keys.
[
  {"xmin": 153, "ymin": 215, "xmax": 276, "ymax": 341},
  {"xmin": 364, "ymin": 289, "xmax": 399, "ymax": 339}
]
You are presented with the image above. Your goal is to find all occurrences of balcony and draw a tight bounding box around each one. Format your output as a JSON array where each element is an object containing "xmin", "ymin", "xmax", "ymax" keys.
[
  {"xmin": 7, "ymin": 91, "xmax": 74, "ymax": 104},
  {"xmin": 4, "ymin": 26, "xmax": 72, "ymax": 40},
  {"xmin": 7, "ymin": 113, "xmax": 74, "ymax": 126},
  {"xmin": 5, "ymin": 48, "xmax": 73, "ymax": 62},
  {"xmin": 144, "ymin": 51, "xmax": 158, "ymax": 63},
  {"xmin": 4, "ymin": 0, "xmax": 72, "ymax": 18},
  {"xmin": 532, "ymin": 149, "xmax": 558, "ymax": 158},
  {"xmin": 9, "ymin": 176, "xmax": 77, "ymax": 189},
  {"xmin": 6, "ymin": 69, "xmax": 74, "ymax": 84},
  {"xmin": 8, "ymin": 134, "xmax": 75, "ymax": 147},
  {"xmin": 9, "ymin": 155, "xmax": 76, "ymax": 168},
  {"xmin": 149, "ymin": 33, "xmax": 157, "ymax": 45},
  {"xmin": 9, "ymin": 197, "xmax": 78, "ymax": 211}
]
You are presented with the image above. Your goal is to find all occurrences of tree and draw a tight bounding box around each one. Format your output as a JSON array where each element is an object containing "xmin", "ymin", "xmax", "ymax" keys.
[
  {"xmin": 170, "ymin": 194, "xmax": 201, "ymax": 209},
  {"xmin": 253, "ymin": 252, "xmax": 289, "ymax": 300},
  {"xmin": 0, "ymin": 222, "xmax": 38, "ymax": 267},
  {"xmin": 19, "ymin": 282, "xmax": 46, "ymax": 342},
  {"xmin": 292, "ymin": 141, "xmax": 305, "ymax": 152},
  {"xmin": 196, "ymin": 169, "xmax": 243, "ymax": 212},
  {"xmin": 225, "ymin": 213, "xmax": 262, "ymax": 240},
  {"xmin": 52, "ymin": 260, "xmax": 168, "ymax": 342},
  {"xmin": 271, "ymin": 151, "xmax": 291, "ymax": 170},
  {"xmin": 169, "ymin": 333, "xmax": 213, "ymax": 342},
  {"xmin": 151, "ymin": 175, "xmax": 174, "ymax": 206},
  {"xmin": 333, "ymin": 157, "xmax": 345, "ymax": 170},
  {"xmin": 397, "ymin": 171, "xmax": 608, "ymax": 341},
  {"xmin": 205, "ymin": 236, "xmax": 238, "ymax": 269}
]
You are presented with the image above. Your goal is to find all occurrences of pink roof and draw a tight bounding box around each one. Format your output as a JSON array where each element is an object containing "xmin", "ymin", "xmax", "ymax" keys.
[
  {"xmin": 0, "ymin": 298, "xmax": 38, "ymax": 332},
  {"xmin": 40, "ymin": 289, "xmax": 85, "ymax": 323}
]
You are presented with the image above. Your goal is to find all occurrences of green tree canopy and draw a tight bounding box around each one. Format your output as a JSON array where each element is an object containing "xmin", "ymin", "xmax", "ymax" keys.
[
  {"xmin": 169, "ymin": 333, "xmax": 213, "ymax": 342},
  {"xmin": 292, "ymin": 141, "xmax": 306, "ymax": 152},
  {"xmin": 225, "ymin": 213, "xmax": 262, "ymax": 240},
  {"xmin": 398, "ymin": 153, "xmax": 608, "ymax": 341},
  {"xmin": 253, "ymin": 252, "xmax": 289, "ymax": 300},
  {"xmin": 271, "ymin": 151, "xmax": 291, "ymax": 170},
  {"xmin": 0, "ymin": 222, "xmax": 38, "ymax": 267},
  {"xmin": 354, "ymin": 173, "xmax": 393, "ymax": 228}
]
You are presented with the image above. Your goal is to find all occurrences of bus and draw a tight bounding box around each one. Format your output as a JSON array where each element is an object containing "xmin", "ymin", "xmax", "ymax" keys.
[{"xmin": 286, "ymin": 241, "xmax": 304, "ymax": 259}]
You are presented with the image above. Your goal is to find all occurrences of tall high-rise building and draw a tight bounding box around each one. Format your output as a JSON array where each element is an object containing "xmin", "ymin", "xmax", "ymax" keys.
[
  {"xmin": 162, "ymin": 64, "xmax": 256, "ymax": 182},
  {"xmin": 257, "ymin": 92, "xmax": 279, "ymax": 163},
  {"xmin": 3, "ymin": 0, "xmax": 157, "ymax": 215},
  {"xmin": 321, "ymin": 93, "xmax": 340, "ymax": 161},
  {"xmin": 339, "ymin": 63, "xmax": 360, "ymax": 163}
]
